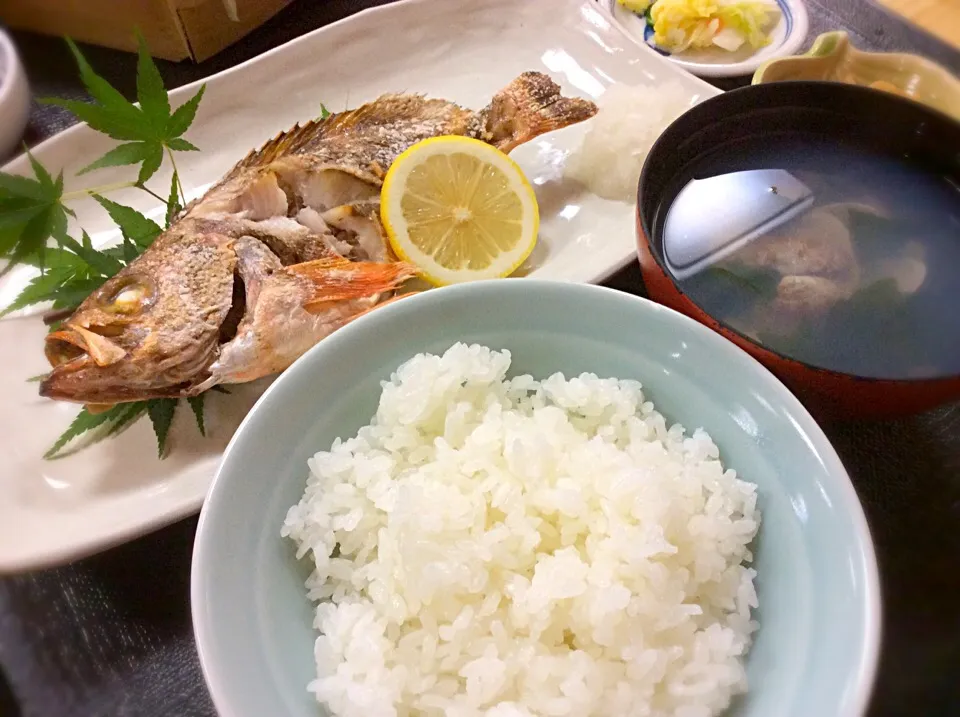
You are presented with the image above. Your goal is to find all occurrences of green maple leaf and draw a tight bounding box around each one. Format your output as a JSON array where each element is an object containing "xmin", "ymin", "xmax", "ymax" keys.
[
  {"xmin": 1, "ymin": 32, "xmax": 217, "ymax": 461},
  {"xmin": 165, "ymin": 170, "xmax": 182, "ymax": 227},
  {"xmin": 43, "ymin": 35, "xmax": 205, "ymax": 187},
  {"xmin": 0, "ymin": 152, "xmax": 70, "ymax": 267},
  {"xmin": 147, "ymin": 398, "xmax": 178, "ymax": 457},
  {"xmin": 93, "ymin": 195, "xmax": 162, "ymax": 253},
  {"xmin": 42, "ymin": 391, "xmax": 209, "ymax": 460},
  {"xmin": 43, "ymin": 394, "xmax": 201, "ymax": 460},
  {"xmin": 44, "ymin": 403, "xmax": 140, "ymax": 459},
  {"xmin": 44, "ymin": 401, "xmax": 149, "ymax": 459},
  {"xmin": 60, "ymin": 230, "xmax": 124, "ymax": 277},
  {"xmin": 44, "ymin": 407, "xmax": 121, "ymax": 459},
  {"xmin": 104, "ymin": 402, "xmax": 150, "ymax": 437},
  {"xmin": 2, "ymin": 229, "xmax": 128, "ymax": 317},
  {"xmin": 187, "ymin": 394, "xmax": 206, "ymax": 436},
  {"xmin": 0, "ymin": 34, "xmax": 200, "ymax": 273},
  {"xmin": 2, "ymin": 265, "xmax": 70, "ymax": 316}
]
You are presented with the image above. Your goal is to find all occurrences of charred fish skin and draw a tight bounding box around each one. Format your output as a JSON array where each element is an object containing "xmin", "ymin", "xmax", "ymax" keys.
[{"xmin": 40, "ymin": 72, "xmax": 599, "ymax": 406}]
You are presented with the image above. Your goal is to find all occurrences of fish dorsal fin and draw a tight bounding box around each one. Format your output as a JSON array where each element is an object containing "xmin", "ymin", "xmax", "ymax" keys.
[
  {"xmin": 231, "ymin": 93, "xmax": 452, "ymax": 173},
  {"xmin": 231, "ymin": 119, "xmax": 323, "ymax": 171}
]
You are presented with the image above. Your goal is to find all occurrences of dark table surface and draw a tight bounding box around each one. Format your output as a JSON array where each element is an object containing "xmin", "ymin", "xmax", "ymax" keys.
[{"xmin": 2, "ymin": 1, "xmax": 959, "ymax": 716}]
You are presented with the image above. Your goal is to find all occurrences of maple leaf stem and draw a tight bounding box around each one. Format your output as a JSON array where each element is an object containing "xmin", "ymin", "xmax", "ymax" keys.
[
  {"xmin": 165, "ymin": 148, "xmax": 187, "ymax": 206},
  {"xmin": 61, "ymin": 180, "xmax": 139, "ymax": 201},
  {"xmin": 136, "ymin": 183, "xmax": 167, "ymax": 204}
]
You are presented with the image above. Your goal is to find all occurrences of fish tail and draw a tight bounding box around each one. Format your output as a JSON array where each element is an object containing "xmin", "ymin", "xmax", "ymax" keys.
[
  {"xmin": 288, "ymin": 256, "xmax": 419, "ymax": 313},
  {"xmin": 483, "ymin": 71, "xmax": 598, "ymax": 153}
]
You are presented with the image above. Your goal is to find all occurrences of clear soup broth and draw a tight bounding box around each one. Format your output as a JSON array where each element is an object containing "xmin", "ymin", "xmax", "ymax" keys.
[{"xmin": 661, "ymin": 138, "xmax": 960, "ymax": 380}]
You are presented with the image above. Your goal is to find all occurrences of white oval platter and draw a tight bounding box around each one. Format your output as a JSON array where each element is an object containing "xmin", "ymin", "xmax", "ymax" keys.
[{"xmin": 0, "ymin": 0, "xmax": 718, "ymax": 571}]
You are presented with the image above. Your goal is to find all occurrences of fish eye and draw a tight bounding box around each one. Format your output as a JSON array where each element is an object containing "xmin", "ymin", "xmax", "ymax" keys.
[{"xmin": 97, "ymin": 277, "xmax": 155, "ymax": 315}]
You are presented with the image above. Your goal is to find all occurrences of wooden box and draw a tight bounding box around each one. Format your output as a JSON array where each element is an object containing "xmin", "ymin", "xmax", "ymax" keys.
[{"xmin": 0, "ymin": 0, "xmax": 293, "ymax": 62}]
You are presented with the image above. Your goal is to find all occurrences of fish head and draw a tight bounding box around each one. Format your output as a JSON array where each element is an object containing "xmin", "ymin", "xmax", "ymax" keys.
[{"xmin": 40, "ymin": 228, "xmax": 239, "ymax": 404}]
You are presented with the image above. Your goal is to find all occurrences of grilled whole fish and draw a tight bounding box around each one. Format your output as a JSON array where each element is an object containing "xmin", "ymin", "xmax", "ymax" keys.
[{"xmin": 40, "ymin": 72, "xmax": 598, "ymax": 405}]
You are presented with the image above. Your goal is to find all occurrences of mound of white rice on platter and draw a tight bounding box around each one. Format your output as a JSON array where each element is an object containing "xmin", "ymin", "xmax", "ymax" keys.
[{"xmin": 282, "ymin": 343, "xmax": 761, "ymax": 717}]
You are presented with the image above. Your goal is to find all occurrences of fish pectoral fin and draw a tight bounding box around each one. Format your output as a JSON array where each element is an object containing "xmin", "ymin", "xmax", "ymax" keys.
[{"xmin": 286, "ymin": 256, "xmax": 419, "ymax": 313}]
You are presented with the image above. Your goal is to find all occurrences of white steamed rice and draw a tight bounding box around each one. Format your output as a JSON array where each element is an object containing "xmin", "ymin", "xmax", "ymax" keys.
[
  {"xmin": 564, "ymin": 81, "xmax": 699, "ymax": 203},
  {"xmin": 282, "ymin": 343, "xmax": 760, "ymax": 717}
]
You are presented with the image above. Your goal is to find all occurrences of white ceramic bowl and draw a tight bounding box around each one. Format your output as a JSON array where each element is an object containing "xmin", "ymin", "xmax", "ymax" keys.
[
  {"xmin": 192, "ymin": 280, "xmax": 881, "ymax": 717},
  {"xmin": 0, "ymin": 29, "xmax": 31, "ymax": 160}
]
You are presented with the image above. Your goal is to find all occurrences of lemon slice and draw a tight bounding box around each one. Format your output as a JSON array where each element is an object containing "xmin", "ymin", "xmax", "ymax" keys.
[{"xmin": 380, "ymin": 136, "xmax": 539, "ymax": 286}]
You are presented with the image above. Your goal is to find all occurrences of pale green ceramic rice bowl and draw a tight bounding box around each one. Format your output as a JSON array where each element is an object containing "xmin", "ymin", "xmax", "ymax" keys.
[{"xmin": 191, "ymin": 280, "xmax": 881, "ymax": 717}]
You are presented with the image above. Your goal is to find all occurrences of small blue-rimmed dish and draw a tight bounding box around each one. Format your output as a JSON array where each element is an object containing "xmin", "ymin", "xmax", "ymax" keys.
[{"xmin": 600, "ymin": 0, "xmax": 810, "ymax": 78}]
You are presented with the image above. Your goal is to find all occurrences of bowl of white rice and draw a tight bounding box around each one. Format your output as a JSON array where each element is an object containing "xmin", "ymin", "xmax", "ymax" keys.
[{"xmin": 191, "ymin": 280, "xmax": 881, "ymax": 717}]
